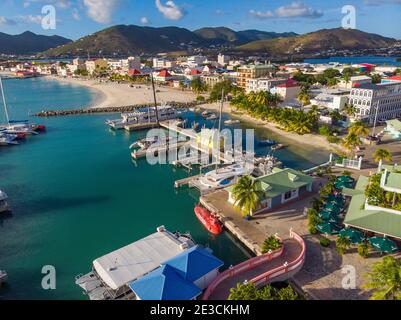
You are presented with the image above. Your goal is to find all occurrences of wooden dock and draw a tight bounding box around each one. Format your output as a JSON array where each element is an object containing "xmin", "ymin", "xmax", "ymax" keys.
[
  {"xmin": 131, "ymin": 140, "xmax": 188, "ymax": 159},
  {"xmin": 174, "ymin": 174, "xmax": 201, "ymax": 188},
  {"xmin": 124, "ymin": 122, "xmax": 159, "ymax": 132}
]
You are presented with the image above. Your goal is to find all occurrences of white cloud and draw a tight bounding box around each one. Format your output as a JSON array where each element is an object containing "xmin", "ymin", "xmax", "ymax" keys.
[
  {"xmin": 140, "ymin": 17, "xmax": 150, "ymax": 25},
  {"xmin": 18, "ymin": 14, "xmax": 43, "ymax": 24},
  {"xmin": 0, "ymin": 16, "xmax": 17, "ymax": 26},
  {"xmin": 250, "ymin": 1, "xmax": 323, "ymax": 20},
  {"xmin": 23, "ymin": 0, "xmax": 71, "ymax": 9},
  {"xmin": 83, "ymin": 0, "xmax": 119, "ymax": 24},
  {"xmin": 155, "ymin": 0, "xmax": 185, "ymax": 20}
]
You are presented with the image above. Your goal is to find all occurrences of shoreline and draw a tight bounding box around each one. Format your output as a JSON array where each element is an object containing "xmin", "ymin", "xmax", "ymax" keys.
[
  {"xmin": 47, "ymin": 75, "xmax": 345, "ymax": 155},
  {"xmin": 198, "ymin": 102, "xmax": 347, "ymax": 155}
]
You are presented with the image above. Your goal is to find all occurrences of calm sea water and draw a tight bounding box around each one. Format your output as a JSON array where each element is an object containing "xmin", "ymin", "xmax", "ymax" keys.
[
  {"xmin": 0, "ymin": 78, "xmax": 328, "ymax": 300},
  {"xmin": 304, "ymin": 56, "xmax": 401, "ymax": 66}
]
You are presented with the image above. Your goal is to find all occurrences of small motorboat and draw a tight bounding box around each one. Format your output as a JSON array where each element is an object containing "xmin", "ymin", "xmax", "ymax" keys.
[
  {"xmin": 0, "ymin": 270, "xmax": 8, "ymax": 285},
  {"xmin": 224, "ymin": 119, "xmax": 240, "ymax": 125},
  {"xmin": 206, "ymin": 113, "xmax": 218, "ymax": 121},
  {"xmin": 271, "ymin": 143, "xmax": 286, "ymax": 151},
  {"xmin": 32, "ymin": 124, "xmax": 46, "ymax": 132},
  {"xmin": 259, "ymin": 139, "xmax": 277, "ymax": 146},
  {"xmin": 194, "ymin": 205, "xmax": 223, "ymax": 235},
  {"xmin": 201, "ymin": 110, "xmax": 211, "ymax": 117}
]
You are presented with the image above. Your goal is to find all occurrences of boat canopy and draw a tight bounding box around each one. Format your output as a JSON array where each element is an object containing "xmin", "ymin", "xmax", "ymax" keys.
[{"xmin": 92, "ymin": 229, "xmax": 194, "ymax": 290}]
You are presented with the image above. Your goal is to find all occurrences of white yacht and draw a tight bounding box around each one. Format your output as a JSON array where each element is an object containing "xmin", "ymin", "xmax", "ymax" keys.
[
  {"xmin": 197, "ymin": 163, "xmax": 254, "ymax": 190},
  {"xmin": 0, "ymin": 190, "xmax": 10, "ymax": 213},
  {"xmin": 106, "ymin": 105, "xmax": 179, "ymax": 130},
  {"xmin": 75, "ymin": 226, "xmax": 195, "ymax": 300}
]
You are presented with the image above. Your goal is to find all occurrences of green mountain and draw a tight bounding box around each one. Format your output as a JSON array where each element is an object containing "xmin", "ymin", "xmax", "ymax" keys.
[
  {"xmin": 194, "ymin": 27, "xmax": 297, "ymax": 45},
  {"xmin": 0, "ymin": 31, "xmax": 71, "ymax": 55},
  {"xmin": 237, "ymin": 28, "xmax": 398, "ymax": 54},
  {"xmin": 42, "ymin": 25, "xmax": 297, "ymax": 57}
]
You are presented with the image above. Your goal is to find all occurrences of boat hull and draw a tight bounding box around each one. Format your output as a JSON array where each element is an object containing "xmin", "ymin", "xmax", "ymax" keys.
[{"xmin": 194, "ymin": 205, "xmax": 223, "ymax": 235}]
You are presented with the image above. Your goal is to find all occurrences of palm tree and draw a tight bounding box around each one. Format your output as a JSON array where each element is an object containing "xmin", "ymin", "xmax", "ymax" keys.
[
  {"xmin": 363, "ymin": 256, "xmax": 401, "ymax": 300},
  {"xmin": 336, "ymin": 236, "xmax": 351, "ymax": 255},
  {"xmin": 349, "ymin": 120, "xmax": 369, "ymax": 137},
  {"xmin": 232, "ymin": 176, "xmax": 264, "ymax": 218},
  {"xmin": 342, "ymin": 103, "xmax": 356, "ymax": 118},
  {"xmin": 297, "ymin": 91, "xmax": 310, "ymax": 107},
  {"xmin": 342, "ymin": 133, "xmax": 362, "ymax": 157},
  {"xmin": 373, "ymin": 148, "xmax": 393, "ymax": 163}
]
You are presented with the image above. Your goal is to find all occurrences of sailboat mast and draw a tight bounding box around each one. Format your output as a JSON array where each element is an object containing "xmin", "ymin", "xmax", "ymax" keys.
[
  {"xmin": 215, "ymin": 88, "xmax": 224, "ymax": 172},
  {"xmin": 150, "ymin": 74, "xmax": 159, "ymax": 125},
  {"xmin": 0, "ymin": 76, "xmax": 10, "ymax": 125}
]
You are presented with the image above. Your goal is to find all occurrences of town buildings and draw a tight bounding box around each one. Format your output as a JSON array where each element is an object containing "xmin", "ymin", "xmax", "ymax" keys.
[{"xmin": 236, "ymin": 64, "xmax": 276, "ymax": 89}]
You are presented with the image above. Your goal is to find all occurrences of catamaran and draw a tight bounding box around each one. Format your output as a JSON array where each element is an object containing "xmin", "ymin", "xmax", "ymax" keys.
[
  {"xmin": 0, "ymin": 190, "xmax": 11, "ymax": 213},
  {"xmin": 0, "ymin": 133, "xmax": 19, "ymax": 146},
  {"xmin": 75, "ymin": 226, "xmax": 195, "ymax": 300},
  {"xmin": 0, "ymin": 76, "xmax": 46, "ymax": 136},
  {"xmin": 106, "ymin": 105, "xmax": 179, "ymax": 130}
]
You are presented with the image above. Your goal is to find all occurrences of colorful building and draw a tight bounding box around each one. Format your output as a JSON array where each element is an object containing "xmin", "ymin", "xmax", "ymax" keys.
[
  {"xmin": 236, "ymin": 64, "xmax": 276, "ymax": 89},
  {"xmin": 343, "ymin": 164, "xmax": 401, "ymax": 240},
  {"xmin": 227, "ymin": 168, "xmax": 314, "ymax": 214},
  {"xmin": 128, "ymin": 246, "xmax": 223, "ymax": 300}
]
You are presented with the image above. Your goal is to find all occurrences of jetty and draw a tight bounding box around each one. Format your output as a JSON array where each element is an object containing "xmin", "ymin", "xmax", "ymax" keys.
[{"xmin": 34, "ymin": 102, "xmax": 197, "ymax": 117}]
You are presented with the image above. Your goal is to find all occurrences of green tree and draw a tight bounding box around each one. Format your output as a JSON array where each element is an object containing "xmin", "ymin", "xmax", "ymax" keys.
[
  {"xmin": 262, "ymin": 236, "xmax": 282, "ymax": 253},
  {"xmin": 371, "ymin": 74, "xmax": 382, "ymax": 84},
  {"xmin": 191, "ymin": 78, "xmax": 207, "ymax": 94},
  {"xmin": 342, "ymin": 103, "xmax": 357, "ymax": 118},
  {"xmin": 373, "ymin": 148, "xmax": 393, "ymax": 163},
  {"xmin": 209, "ymin": 80, "xmax": 234, "ymax": 101},
  {"xmin": 349, "ymin": 120, "xmax": 369, "ymax": 137},
  {"xmin": 364, "ymin": 256, "xmax": 401, "ymax": 300},
  {"xmin": 232, "ymin": 176, "xmax": 264, "ymax": 217},
  {"xmin": 358, "ymin": 243, "xmax": 370, "ymax": 258},
  {"xmin": 336, "ymin": 236, "xmax": 351, "ymax": 255},
  {"xmin": 342, "ymin": 132, "xmax": 362, "ymax": 157},
  {"xmin": 228, "ymin": 283, "xmax": 300, "ymax": 300}
]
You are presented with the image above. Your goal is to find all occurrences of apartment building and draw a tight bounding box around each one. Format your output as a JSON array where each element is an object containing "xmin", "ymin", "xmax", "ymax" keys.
[
  {"xmin": 349, "ymin": 82, "xmax": 401, "ymax": 123},
  {"xmin": 246, "ymin": 78, "xmax": 287, "ymax": 93},
  {"xmin": 236, "ymin": 64, "xmax": 276, "ymax": 89}
]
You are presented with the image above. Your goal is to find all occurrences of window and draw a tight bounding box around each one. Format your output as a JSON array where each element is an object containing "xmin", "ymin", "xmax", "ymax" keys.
[{"xmin": 283, "ymin": 189, "xmax": 298, "ymax": 201}]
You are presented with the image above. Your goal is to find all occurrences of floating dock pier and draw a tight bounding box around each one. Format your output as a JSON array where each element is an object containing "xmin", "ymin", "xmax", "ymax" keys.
[{"xmin": 124, "ymin": 122, "xmax": 159, "ymax": 132}]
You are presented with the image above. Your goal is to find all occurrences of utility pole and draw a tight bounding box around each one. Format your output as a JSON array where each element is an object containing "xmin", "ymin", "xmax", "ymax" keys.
[
  {"xmin": 372, "ymin": 100, "xmax": 380, "ymax": 138},
  {"xmin": 215, "ymin": 88, "xmax": 224, "ymax": 172},
  {"xmin": 150, "ymin": 74, "xmax": 159, "ymax": 125}
]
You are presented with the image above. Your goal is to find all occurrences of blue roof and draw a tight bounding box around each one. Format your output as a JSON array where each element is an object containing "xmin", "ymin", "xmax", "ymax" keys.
[
  {"xmin": 129, "ymin": 265, "xmax": 201, "ymax": 300},
  {"xmin": 164, "ymin": 245, "xmax": 224, "ymax": 282}
]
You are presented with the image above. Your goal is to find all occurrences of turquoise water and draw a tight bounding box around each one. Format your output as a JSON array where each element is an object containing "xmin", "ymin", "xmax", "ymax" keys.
[
  {"xmin": 0, "ymin": 78, "xmax": 328, "ymax": 300},
  {"xmin": 304, "ymin": 56, "xmax": 401, "ymax": 66}
]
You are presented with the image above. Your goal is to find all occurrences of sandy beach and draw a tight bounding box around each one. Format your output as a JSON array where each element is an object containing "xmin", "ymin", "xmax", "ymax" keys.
[
  {"xmin": 48, "ymin": 76, "xmax": 196, "ymax": 108},
  {"xmin": 49, "ymin": 75, "xmax": 345, "ymax": 154}
]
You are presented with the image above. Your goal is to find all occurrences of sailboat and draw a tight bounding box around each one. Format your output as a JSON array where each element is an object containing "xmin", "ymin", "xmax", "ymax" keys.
[{"xmin": 0, "ymin": 76, "xmax": 45, "ymax": 136}]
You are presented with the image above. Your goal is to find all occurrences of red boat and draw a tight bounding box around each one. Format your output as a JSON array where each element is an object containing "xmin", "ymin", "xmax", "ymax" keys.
[
  {"xmin": 32, "ymin": 124, "xmax": 46, "ymax": 132},
  {"xmin": 194, "ymin": 205, "xmax": 223, "ymax": 235}
]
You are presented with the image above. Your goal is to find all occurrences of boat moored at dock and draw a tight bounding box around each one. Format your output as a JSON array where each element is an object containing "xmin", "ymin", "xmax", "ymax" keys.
[
  {"xmin": 106, "ymin": 105, "xmax": 179, "ymax": 130},
  {"xmin": 194, "ymin": 205, "xmax": 223, "ymax": 235},
  {"xmin": 75, "ymin": 226, "xmax": 196, "ymax": 300}
]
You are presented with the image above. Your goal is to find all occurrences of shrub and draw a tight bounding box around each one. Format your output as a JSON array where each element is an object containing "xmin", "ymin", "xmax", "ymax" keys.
[
  {"xmin": 196, "ymin": 95, "xmax": 205, "ymax": 102},
  {"xmin": 336, "ymin": 236, "xmax": 351, "ymax": 255},
  {"xmin": 320, "ymin": 236, "xmax": 331, "ymax": 247},
  {"xmin": 327, "ymin": 135, "xmax": 341, "ymax": 144},
  {"xmin": 262, "ymin": 236, "xmax": 282, "ymax": 253},
  {"xmin": 358, "ymin": 243, "xmax": 369, "ymax": 258}
]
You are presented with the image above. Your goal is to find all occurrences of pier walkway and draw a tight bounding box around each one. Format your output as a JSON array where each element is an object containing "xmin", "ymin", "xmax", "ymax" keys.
[{"xmin": 203, "ymin": 230, "xmax": 305, "ymax": 300}]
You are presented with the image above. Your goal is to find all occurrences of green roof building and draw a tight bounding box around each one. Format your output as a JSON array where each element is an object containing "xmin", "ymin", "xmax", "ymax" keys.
[
  {"xmin": 227, "ymin": 168, "xmax": 313, "ymax": 214},
  {"xmin": 385, "ymin": 119, "xmax": 401, "ymax": 139},
  {"xmin": 343, "ymin": 164, "xmax": 401, "ymax": 240}
]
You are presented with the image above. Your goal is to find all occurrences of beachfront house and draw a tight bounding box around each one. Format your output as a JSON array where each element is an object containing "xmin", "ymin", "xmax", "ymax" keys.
[
  {"xmin": 343, "ymin": 164, "xmax": 401, "ymax": 241},
  {"xmin": 128, "ymin": 246, "xmax": 223, "ymax": 300},
  {"xmin": 227, "ymin": 168, "xmax": 314, "ymax": 214},
  {"xmin": 385, "ymin": 119, "xmax": 401, "ymax": 139}
]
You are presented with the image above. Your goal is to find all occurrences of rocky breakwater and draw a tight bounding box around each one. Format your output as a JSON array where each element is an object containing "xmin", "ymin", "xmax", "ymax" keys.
[{"xmin": 35, "ymin": 102, "xmax": 198, "ymax": 117}]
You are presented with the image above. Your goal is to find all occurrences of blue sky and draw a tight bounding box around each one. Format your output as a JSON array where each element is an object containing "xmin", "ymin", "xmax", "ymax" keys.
[{"xmin": 0, "ymin": 0, "xmax": 400, "ymax": 40}]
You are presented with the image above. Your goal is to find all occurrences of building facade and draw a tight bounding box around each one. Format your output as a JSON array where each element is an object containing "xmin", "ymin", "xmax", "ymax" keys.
[
  {"xmin": 349, "ymin": 82, "xmax": 401, "ymax": 123},
  {"xmin": 246, "ymin": 78, "xmax": 287, "ymax": 94},
  {"xmin": 236, "ymin": 64, "xmax": 276, "ymax": 89}
]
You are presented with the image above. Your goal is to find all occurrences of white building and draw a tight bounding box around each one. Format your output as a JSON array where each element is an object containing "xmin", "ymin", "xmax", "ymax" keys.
[
  {"xmin": 246, "ymin": 78, "xmax": 287, "ymax": 93},
  {"xmin": 310, "ymin": 89, "xmax": 350, "ymax": 110},
  {"xmin": 217, "ymin": 54, "xmax": 230, "ymax": 66},
  {"xmin": 187, "ymin": 55, "xmax": 207, "ymax": 68},
  {"xmin": 339, "ymin": 75, "xmax": 372, "ymax": 89},
  {"xmin": 349, "ymin": 82, "xmax": 401, "ymax": 123}
]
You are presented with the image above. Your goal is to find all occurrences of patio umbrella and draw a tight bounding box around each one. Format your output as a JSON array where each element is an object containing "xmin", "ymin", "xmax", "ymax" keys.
[
  {"xmin": 336, "ymin": 176, "xmax": 355, "ymax": 184},
  {"xmin": 369, "ymin": 237, "xmax": 399, "ymax": 253},
  {"xmin": 335, "ymin": 181, "xmax": 354, "ymax": 190},
  {"xmin": 326, "ymin": 194, "xmax": 345, "ymax": 205},
  {"xmin": 323, "ymin": 203, "xmax": 342, "ymax": 214},
  {"xmin": 316, "ymin": 222, "xmax": 341, "ymax": 235},
  {"xmin": 319, "ymin": 209, "xmax": 336, "ymax": 220},
  {"xmin": 339, "ymin": 228, "xmax": 365, "ymax": 244}
]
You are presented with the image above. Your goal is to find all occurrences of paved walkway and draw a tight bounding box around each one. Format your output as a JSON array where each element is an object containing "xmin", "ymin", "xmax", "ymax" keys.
[{"xmin": 207, "ymin": 238, "xmax": 302, "ymax": 300}]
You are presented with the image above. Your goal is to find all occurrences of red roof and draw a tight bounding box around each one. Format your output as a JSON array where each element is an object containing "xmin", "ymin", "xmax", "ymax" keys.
[
  {"xmin": 158, "ymin": 69, "xmax": 172, "ymax": 77},
  {"xmin": 190, "ymin": 69, "xmax": 201, "ymax": 75},
  {"xmin": 128, "ymin": 69, "xmax": 141, "ymax": 76},
  {"xmin": 384, "ymin": 76, "xmax": 401, "ymax": 81},
  {"xmin": 360, "ymin": 63, "xmax": 376, "ymax": 67},
  {"xmin": 277, "ymin": 79, "xmax": 299, "ymax": 88}
]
